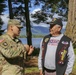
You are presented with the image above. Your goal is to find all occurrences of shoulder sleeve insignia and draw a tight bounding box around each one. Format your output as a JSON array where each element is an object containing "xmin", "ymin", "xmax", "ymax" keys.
[{"xmin": 0, "ymin": 40, "xmax": 9, "ymax": 49}]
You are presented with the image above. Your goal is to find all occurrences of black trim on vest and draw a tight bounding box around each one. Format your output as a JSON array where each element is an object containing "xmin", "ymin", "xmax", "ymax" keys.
[
  {"xmin": 42, "ymin": 34, "xmax": 71, "ymax": 75},
  {"xmin": 42, "ymin": 34, "xmax": 52, "ymax": 72},
  {"xmin": 56, "ymin": 35, "xmax": 70, "ymax": 75}
]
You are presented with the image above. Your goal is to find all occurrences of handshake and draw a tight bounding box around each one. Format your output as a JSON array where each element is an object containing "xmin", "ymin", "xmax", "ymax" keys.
[{"xmin": 24, "ymin": 45, "xmax": 34, "ymax": 55}]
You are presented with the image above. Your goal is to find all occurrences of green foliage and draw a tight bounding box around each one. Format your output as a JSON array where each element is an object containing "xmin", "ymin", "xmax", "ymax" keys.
[
  {"xmin": 0, "ymin": 0, "xmax": 7, "ymax": 35},
  {"xmin": 18, "ymin": 34, "xmax": 44, "ymax": 38},
  {"xmin": 18, "ymin": 35, "xmax": 26, "ymax": 38},
  {"xmin": 25, "ymin": 67, "xmax": 39, "ymax": 74},
  {"xmin": 0, "ymin": 17, "xmax": 3, "ymax": 26},
  {"xmin": 12, "ymin": 0, "xmax": 26, "ymax": 24},
  {"xmin": 31, "ymin": 0, "xmax": 69, "ymax": 24},
  {"xmin": 0, "ymin": 0, "xmax": 6, "ymax": 14},
  {"xmin": 11, "ymin": 0, "xmax": 69, "ymax": 24},
  {"xmin": 32, "ymin": 34, "xmax": 44, "ymax": 38},
  {"xmin": 31, "ymin": 11, "xmax": 48, "ymax": 24},
  {"xmin": 73, "ymin": 42, "xmax": 76, "ymax": 49},
  {"xmin": 71, "ymin": 60, "xmax": 76, "ymax": 75},
  {"xmin": 74, "ymin": 48, "xmax": 76, "ymax": 55},
  {"xmin": 0, "ymin": 17, "xmax": 5, "ymax": 35}
]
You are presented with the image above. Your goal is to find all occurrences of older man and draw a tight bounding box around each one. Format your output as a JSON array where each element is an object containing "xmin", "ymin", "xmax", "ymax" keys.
[
  {"xmin": 0, "ymin": 19, "xmax": 34, "ymax": 75},
  {"xmin": 38, "ymin": 18, "xmax": 75, "ymax": 75}
]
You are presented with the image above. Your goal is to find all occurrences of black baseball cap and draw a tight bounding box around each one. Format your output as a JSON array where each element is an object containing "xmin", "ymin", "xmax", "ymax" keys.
[{"xmin": 50, "ymin": 18, "xmax": 63, "ymax": 28}]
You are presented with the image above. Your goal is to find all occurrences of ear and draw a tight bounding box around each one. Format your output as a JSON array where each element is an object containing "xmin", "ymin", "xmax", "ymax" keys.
[
  {"xmin": 58, "ymin": 26, "xmax": 62, "ymax": 31},
  {"xmin": 10, "ymin": 25, "xmax": 13, "ymax": 31}
]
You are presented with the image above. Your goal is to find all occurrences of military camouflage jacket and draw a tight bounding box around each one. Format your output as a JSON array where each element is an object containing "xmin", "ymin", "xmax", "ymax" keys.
[{"xmin": 0, "ymin": 34, "xmax": 26, "ymax": 75}]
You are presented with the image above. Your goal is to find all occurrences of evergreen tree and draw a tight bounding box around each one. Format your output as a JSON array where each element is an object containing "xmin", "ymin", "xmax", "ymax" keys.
[{"xmin": 0, "ymin": 0, "xmax": 6, "ymax": 35}]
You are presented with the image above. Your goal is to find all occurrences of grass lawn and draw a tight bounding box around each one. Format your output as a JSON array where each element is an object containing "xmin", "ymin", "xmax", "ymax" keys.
[
  {"xmin": 25, "ymin": 67, "xmax": 39, "ymax": 73},
  {"xmin": 25, "ymin": 62, "xmax": 76, "ymax": 75},
  {"xmin": 71, "ymin": 60, "xmax": 76, "ymax": 75},
  {"xmin": 25, "ymin": 49, "xmax": 76, "ymax": 75}
]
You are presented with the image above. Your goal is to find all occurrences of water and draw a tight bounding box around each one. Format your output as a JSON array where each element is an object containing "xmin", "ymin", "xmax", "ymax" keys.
[{"xmin": 20, "ymin": 38, "xmax": 42, "ymax": 48}]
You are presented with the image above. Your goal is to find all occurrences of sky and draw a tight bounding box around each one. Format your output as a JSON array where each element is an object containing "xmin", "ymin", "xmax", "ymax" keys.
[{"xmin": 1, "ymin": 0, "xmax": 67, "ymax": 31}]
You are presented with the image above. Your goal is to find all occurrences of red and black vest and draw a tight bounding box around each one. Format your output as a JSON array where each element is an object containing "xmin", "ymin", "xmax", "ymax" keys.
[{"xmin": 42, "ymin": 34, "xmax": 71, "ymax": 75}]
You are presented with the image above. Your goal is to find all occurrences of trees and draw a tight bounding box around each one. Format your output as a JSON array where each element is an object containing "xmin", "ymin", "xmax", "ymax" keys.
[
  {"xmin": 32, "ymin": 0, "xmax": 76, "ymax": 45},
  {"xmin": 65, "ymin": 0, "xmax": 76, "ymax": 47},
  {"xmin": 24, "ymin": 0, "xmax": 32, "ymax": 45},
  {"xmin": 7, "ymin": 0, "xmax": 32, "ymax": 45},
  {"xmin": 0, "ymin": 0, "xmax": 6, "ymax": 15},
  {"xmin": 6, "ymin": 0, "xmax": 70, "ymax": 46},
  {"xmin": 0, "ymin": 0, "xmax": 6, "ymax": 35},
  {"xmin": 32, "ymin": 0, "xmax": 76, "ymax": 47},
  {"xmin": 0, "ymin": 18, "xmax": 4, "ymax": 35},
  {"xmin": 31, "ymin": 0, "xmax": 69, "ymax": 24},
  {"xmin": 8, "ymin": 0, "xmax": 13, "ymax": 19},
  {"xmin": 1, "ymin": 0, "xmax": 76, "ymax": 47}
]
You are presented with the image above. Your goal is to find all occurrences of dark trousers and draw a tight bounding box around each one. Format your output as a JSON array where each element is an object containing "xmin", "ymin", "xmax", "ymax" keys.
[
  {"xmin": 44, "ymin": 70, "xmax": 56, "ymax": 75},
  {"xmin": 43, "ymin": 67, "xmax": 56, "ymax": 75}
]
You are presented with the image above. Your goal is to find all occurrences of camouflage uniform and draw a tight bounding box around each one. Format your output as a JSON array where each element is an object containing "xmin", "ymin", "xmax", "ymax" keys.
[{"xmin": 0, "ymin": 34, "xmax": 26, "ymax": 75}]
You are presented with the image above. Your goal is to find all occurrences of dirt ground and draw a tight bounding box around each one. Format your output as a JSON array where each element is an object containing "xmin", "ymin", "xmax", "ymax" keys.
[
  {"xmin": 25, "ymin": 56, "xmax": 39, "ymax": 75},
  {"xmin": 25, "ymin": 56, "xmax": 38, "ymax": 67}
]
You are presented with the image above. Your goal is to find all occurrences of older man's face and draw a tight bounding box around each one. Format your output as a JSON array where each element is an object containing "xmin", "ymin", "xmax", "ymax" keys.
[{"xmin": 49, "ymin": 25, "xmax": 62, "ymax": 36}]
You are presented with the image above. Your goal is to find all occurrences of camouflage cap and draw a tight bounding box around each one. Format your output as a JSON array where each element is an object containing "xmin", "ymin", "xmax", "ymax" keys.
[{"xmin": 8, "ymin": 19, "xmax": 23, "ymax": 28}]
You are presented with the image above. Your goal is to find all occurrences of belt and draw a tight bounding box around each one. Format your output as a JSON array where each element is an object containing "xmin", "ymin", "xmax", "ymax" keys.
[{"xmin": 44, "ymin": 67, "xmax": 56, "ymax": 72}]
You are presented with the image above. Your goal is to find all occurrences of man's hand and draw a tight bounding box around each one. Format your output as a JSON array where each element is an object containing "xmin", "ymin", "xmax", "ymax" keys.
[
  {"xmin": 39, "ymin": 70, "xmax": 43, "ymax": 75},
  {"xmin": 24, "ymin": 45, "xmax": 34, "ymax": 55},
  {"xmin": 28, "ymin": 45, "xmax": 34, "ymax": 55}
]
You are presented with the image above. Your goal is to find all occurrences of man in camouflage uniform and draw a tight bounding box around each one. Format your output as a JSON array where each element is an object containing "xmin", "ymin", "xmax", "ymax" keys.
[{"xmin": 0, "ymin": 19, "xmax": 34, "ymax": 75}]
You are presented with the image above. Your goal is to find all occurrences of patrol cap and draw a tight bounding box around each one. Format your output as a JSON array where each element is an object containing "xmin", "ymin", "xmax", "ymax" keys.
[
  {"xmin": 8, "ymin": 19, "xmax": 23, "ymax": 28},
  {"xmin": 50, "ymin": 18, "xmax": 63, "ymax": 28}
]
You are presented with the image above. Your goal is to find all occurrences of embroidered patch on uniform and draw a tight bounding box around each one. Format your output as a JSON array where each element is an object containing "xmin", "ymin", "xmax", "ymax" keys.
[
  {"xmin": 3, "ymin": 42, "xmax": 8, "ymax": 46},
  {"xmin": 62, "ymin": 41, "xmax": 68, "ymax": 44},
  {"xmin": 44, "ymin": 38, "xmax": 49, "ymax": 42},
  {"xmin": 13, "ymin": 38, "xmax": 20, "ymax": 43},
  {"xmin": 0, "ymin": 40, "xmax": 9, "ymax": 49}
]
